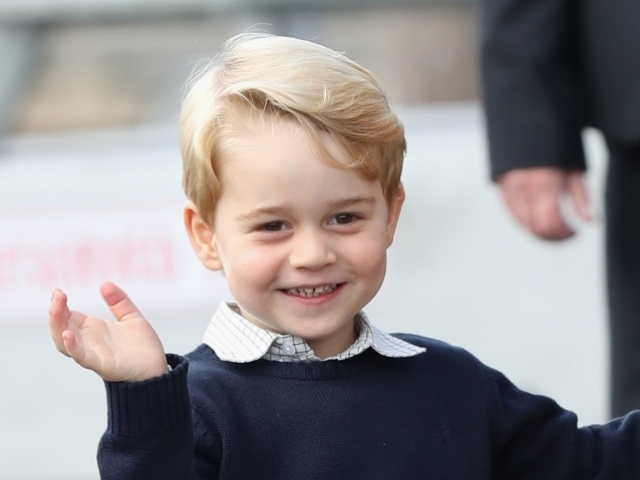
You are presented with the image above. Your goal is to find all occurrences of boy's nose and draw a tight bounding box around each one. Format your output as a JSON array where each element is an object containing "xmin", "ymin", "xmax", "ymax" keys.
[{"xmin": 288, "ymin": 229, "xmax": 336, "ymax": 271}]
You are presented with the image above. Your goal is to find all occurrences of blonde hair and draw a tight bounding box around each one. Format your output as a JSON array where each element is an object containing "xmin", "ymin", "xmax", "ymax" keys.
[{"xmin": 179, "ymin": 32, "xmax": 406, "ymax": 223}]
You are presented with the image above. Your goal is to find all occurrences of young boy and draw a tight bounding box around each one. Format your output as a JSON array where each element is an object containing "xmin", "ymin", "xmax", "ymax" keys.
[{"xmin": 49, "ymin": 33, "xmax": 640, "ymax": 479}]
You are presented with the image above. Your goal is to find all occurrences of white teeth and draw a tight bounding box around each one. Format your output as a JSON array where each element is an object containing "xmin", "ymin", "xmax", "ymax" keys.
[{"xmin": 286, "ymin": 284, "xmax": 338, "ymax": 297}]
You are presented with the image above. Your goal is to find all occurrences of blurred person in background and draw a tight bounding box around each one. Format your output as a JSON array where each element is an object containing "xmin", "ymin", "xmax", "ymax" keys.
[{"xmin": 480, "ymin": 0, "xmax": 640, "ymax": 418}]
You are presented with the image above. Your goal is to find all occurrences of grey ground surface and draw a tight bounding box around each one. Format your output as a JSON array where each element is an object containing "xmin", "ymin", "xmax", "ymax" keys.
[{"xmin": 0, "ymin": 103, "xmax": 609, "ymax": 479}]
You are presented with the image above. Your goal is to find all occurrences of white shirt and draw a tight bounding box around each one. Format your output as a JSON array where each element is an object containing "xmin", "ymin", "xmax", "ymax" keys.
[{"xmin": 202, "ymin": 302, "xmax": 425, "ymax": 363}]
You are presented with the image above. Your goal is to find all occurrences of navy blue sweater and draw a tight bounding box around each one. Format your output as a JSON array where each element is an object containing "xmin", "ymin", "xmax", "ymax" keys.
[{"xmin": 98, "ymin": 334, "xmax": 640, "ymax": 479}]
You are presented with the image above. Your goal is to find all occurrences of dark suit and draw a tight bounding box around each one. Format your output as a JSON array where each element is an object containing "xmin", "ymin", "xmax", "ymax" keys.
[{"xmin": 481, "ymin": 0, "xmax": 640, "ymax": 417}]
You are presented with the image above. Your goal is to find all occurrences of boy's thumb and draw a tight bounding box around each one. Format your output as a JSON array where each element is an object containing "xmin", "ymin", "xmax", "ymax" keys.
[{"xmin": 99, "ymin": 281, "xmax": 143, "ymax": 322}]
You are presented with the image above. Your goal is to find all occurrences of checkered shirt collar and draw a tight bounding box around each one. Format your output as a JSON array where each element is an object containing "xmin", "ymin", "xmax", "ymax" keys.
[{"xmin": 202, "ymin": 302, "xmax": 425, "ymax": 363}]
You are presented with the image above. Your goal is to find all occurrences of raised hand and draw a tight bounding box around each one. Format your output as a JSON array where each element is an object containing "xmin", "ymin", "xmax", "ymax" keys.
[{"xmin": 48, "ymin": 281, "xmax": 168, "ymax": 382}]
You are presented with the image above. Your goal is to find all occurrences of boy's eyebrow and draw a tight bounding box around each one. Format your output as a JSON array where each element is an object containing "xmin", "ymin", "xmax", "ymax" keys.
[
  {"xmin": 329, "ymin": 195, "xmax": 378, "ymax": 209},
  {"xmin": 238, "ymin": 196, "xmax": 378, "ymax": 222}
]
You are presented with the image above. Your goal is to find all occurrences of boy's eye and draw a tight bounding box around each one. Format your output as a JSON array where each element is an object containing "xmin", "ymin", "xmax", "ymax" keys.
[
  {"xmin": 330, "ymin": 213, "xmax": 359, "ymax": 225},
  {"xmin": 260, "ymin": 221, "xmax": 286, "ymax": 232}
]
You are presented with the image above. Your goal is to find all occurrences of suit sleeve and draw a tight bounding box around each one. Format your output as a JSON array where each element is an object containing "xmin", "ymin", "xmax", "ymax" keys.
[{"xmin": 480, "ymin": 0, "xmax": 587, "ymax": 179}]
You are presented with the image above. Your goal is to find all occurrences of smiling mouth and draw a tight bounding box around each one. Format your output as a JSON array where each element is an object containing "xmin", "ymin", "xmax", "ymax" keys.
[{"xmin": 284, "ymin": 284, "xmax": 340, "ymax": 297}]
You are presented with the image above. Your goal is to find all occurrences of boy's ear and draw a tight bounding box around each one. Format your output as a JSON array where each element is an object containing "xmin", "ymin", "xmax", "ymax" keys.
[
  {"xmin": 385, "ymin": 183, "xmax": 405, "ymax": 247},
  {"xmin": 183, "ymin": 201, "xmax": 223, "ymax": 271}
]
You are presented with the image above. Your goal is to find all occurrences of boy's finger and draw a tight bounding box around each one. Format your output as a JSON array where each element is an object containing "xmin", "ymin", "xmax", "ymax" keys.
[
  {"xmin": 62, "ymin": 330, "xmax": 79, "ymax": 357},
  {"xmin": 49, "ymin": 289, "xmax": 72, "ymax": 356},
  {"xmin": 48, "ymin": 289, "xmax": 68, "ymax": 321},
  {"xmin": 99, "ymin": 281, "xmax": 143, "ymax": 323},
  {"xmin": 62, "ymin": 330, "xmax": 93, "ymax": 370}
]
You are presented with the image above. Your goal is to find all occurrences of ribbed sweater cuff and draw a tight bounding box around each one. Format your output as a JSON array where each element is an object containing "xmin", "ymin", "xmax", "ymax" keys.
[{"xmin": 104, "ymin": 354, "xmax": 190, "ymax": 436}]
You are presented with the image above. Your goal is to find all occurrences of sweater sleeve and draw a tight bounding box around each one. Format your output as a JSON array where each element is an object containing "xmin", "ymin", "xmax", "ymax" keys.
[
  {"xmin": 97, "ymin": 354, "xmax": 220, "ymax": 480},
  {"xmin": 487, "ymin": 366, "xmax": 640, "ymax": 479},
  {"xmin": 480, "ymin": 0, "xmax": 587, "ymax": 179}
]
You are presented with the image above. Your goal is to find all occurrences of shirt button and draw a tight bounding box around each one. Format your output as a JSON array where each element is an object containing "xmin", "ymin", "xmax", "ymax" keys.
[{"xmin": 282, "ymin": 343, "xmax": 296, "ymax": 356}]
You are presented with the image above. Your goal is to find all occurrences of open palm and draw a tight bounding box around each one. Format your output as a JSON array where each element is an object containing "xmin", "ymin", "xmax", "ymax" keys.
[{"xmin": 48, "ymin": 282, "xmax": 168, "ymax": 382}]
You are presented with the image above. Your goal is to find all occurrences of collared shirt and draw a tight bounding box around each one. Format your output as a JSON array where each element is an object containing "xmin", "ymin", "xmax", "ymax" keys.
[{"xmin": 202, "ymin": 302, "xmax": 426, "ymax": 363}]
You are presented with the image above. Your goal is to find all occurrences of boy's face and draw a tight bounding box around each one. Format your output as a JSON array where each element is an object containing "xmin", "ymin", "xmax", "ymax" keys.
[{"xmin": 185, "ymin": 116, "xmax": 404, "ymax": 358}]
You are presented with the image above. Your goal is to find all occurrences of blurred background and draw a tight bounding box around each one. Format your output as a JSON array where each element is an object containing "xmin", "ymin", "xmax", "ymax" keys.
[{"xmin": 0, "ymin": 0, "xmax": 608, "ymax": 478}]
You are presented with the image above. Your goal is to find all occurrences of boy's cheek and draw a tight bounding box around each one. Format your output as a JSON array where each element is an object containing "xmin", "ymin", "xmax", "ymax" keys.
[
  {"xmin": 232, "ymin": 250, "xmax": 282, "ymax": 281},
  {"xmin": 348, "ymin": 242, "xmax": 388, "ymax": 273}
]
